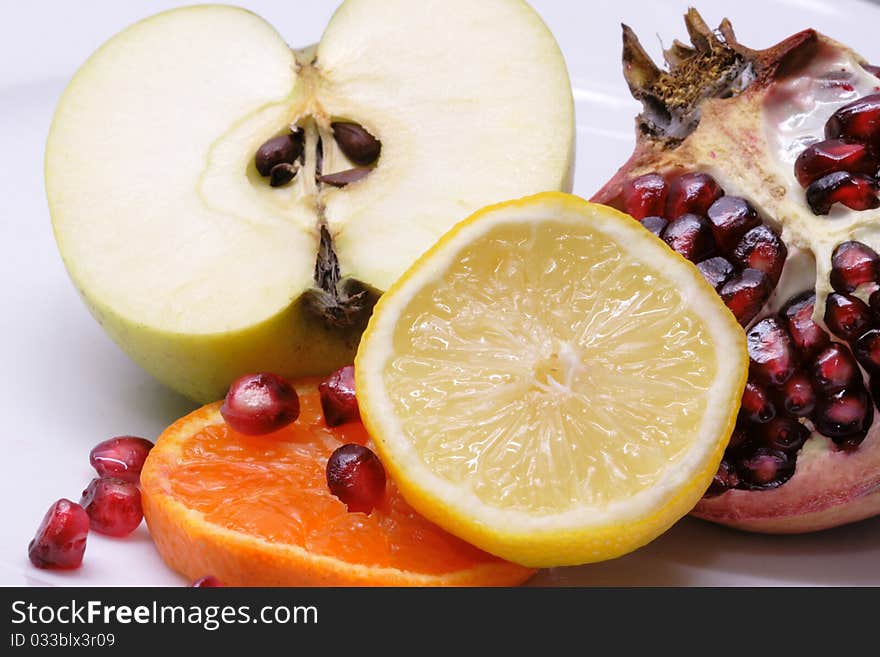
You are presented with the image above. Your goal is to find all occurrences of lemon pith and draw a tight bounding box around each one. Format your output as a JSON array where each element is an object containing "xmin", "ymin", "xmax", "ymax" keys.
[{"xmin": 356, "ymin": 193, "xmax": 747, "ymax": 567}]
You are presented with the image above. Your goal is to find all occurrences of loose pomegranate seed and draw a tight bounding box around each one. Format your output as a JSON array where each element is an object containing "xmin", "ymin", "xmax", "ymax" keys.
[
  {"xmin": 740, "ymin": 379, "xmax": 776, "ymax": 423},
  {"xmin": 28, "ymin": 499, "xmax": 89, "ymax": 569},
  {"xmin": 326, "ymin": 444, "xmax": 386, "ymax": 514},
  {"xmin": 89, "ymin": 436, "xmax": 154, "ymax": 483},
  {"xmin": 696, "ymin": 256, "xmax": 734, "ymax": 290},
  {"xmin": 720, "ymin": 268, "xmax": 772, "ymax": 326},
  {"xmin": 830, "ymin": 241, "xmax": 880, "ymax": 293},
  {"xmin": 780, "ymin": 292, "xmax": 830, "ymax": 359},
  {"xmin": 706, "ymin": 195, "xmax": 761, "ymax": 252},
  {"xmin": 824, "ymin": 92, "xmax": 880, "ymax": 146},
  {"xmin": 731, "ymin": 225, "xmax": 788, "ymax": 285},
  {"xmin": 705, "ymin": 459, "xmax": 740, "ymax": 497},
  {"xmin": 777, "ymin": 371, "xmax": 816, "ymax": 418},
  {"xmin": 622, "ymin": 173, "xmax": 668, "ymax": 220},
  {"xmin": 758, "ymin": 416, "xmax": 809, "ymax": 454},
  {"xmin": 813, "ymin": 385, "xmax": 874, "ymax": 443},
  {"xmin": 80, "ymin": 477, "xmax": 143, "ymax": 537},
  {"xmin": 639, "ymin": 215, "xmax": 668, "ymax": 237},
  {"xmin": 854, "ymin": 328, "xmax": 880, "ymax": 374},
  {"xmin": 220, "ymin": 373, "xmax": 300, "ymax": 436},
  {"xmin": 823, "ymin": 292, "xmax": 873, "ymax": 342},
  {"xmin": 806, "ymin": 171, "xmax": 880, "ymax": 215},
  {"xmin": 794, "ymin": 139, "xmax": 877, "ymax": 188},
  {"xmin": 747, "ymin": 317, "xmax": 796, "ymax": 386},
  {"xmin": 810, "ymin": 343, "xmax": 861, "ymax": 393},
  {"xmin": 661, "ymin": 214, "xmax": 716, "ymax": 261},
  {"xmin": 318, "ymin": 365, "xmax": 360, "ymax": 427},
  {"xmin": 665, "ymin": 172, "xmax": 723, "ymax": 218},
  {"xmin": 192, "ymin": 576, "xmax": 224, "ymax": 587},
  {"xmin": 737, "ymin": 448, "xmax": 795, "ymax": 489}
]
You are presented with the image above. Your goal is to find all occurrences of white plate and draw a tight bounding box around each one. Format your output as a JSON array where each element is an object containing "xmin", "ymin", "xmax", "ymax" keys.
[{"xmin": 2, "ymin": 0, "xmax": 880, "ymax": 587}]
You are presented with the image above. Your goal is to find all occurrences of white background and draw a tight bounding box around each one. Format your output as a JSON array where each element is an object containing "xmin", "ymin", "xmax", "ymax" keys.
[{"xmin": 1, "ymin": 0, "xmax": 880, "ymax": 586}]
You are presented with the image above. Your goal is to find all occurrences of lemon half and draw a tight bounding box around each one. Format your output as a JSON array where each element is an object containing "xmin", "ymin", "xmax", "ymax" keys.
[{"xmin": 356, "ymin": 193, "xmax": 747, "ymax": 567}]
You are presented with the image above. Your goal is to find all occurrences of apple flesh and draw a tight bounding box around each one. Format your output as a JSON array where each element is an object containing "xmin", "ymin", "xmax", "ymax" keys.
[{"xmin": 46, "ymin": 0, "xmax": 575, "ymax": 402}]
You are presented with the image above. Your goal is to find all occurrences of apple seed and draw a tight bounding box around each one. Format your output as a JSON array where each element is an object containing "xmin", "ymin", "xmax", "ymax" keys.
[
  {"xmin": 318, "ymin": 167, "xmax": 371, "ymax": 188},
  {"xmin": 331, "ymin": 122, "xmax": 381, "ymax": 165},
  {"xmin": 270, "ymin": 162, "xmax": 298, "ymax": 187},
  {"xmin": 255, "ymin": 132, "xmax": 303, "ymax": 177}
]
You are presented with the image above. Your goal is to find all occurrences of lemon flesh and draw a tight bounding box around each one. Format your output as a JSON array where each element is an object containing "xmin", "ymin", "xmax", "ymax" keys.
[{"xmin": 357, "ymin": 193, "xmax": 747, "ymax": 567}]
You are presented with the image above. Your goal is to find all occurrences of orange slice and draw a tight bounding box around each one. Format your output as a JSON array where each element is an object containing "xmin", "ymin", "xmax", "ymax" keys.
[{"xmin": 141, "ymin": 379, "xmax": 533, "ymax": 586}]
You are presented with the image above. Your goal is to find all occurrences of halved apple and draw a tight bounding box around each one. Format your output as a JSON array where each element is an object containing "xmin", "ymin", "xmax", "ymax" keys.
[{"xmin": 46, "ymin": 0, "xmax": 575, "ymax": 402}]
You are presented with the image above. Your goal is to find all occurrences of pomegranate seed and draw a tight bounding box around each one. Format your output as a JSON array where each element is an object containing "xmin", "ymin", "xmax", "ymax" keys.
[
  {"xmin": 854, "ymin": 328, "xmax": 880, "ymax": 374},
  {"xmin": 220, "ymin": 373, "xmax": 300, "ymax": 435},
  {"xmin": 80, "ymin": 477, "xmax": 143, "ymax": 537},
  {"xmin": 639, "ymin": 215, "xmax": 668, "ymax": 237},
  {"xmin": 326, "ymin": 444, "xmax": 386, "ymax": 514},
  {"xmin": 758, "ymin": 416, "xmax": 809, "ymax": 454},
  {"xmin": 777, "ymin": 371, "xmax": 816, "ymax": 418},
  {"xmin": 731, "ymin": 225, "xmax": 788, "ymax": 286},
  {"xmin": 720, "ymin": 268, "xmax": 772, "ymax": 326},
  {"xmin": 830, "ymin": 241, "xmax": 880, "ymax": 293},
  {"xmin": 622, "ymin": 173, "xmax": 668, "ymax": 220},
  {"xmin": 810, "ymin": 343, "xmax": 861, "ymax": 393},
  {"xmin": 824, "ymin": 92, "xmax": 880, "ymax": 146},
  {"xmin": 813, "ymin": 385, "xmax": 874, "ymax": 443},
  {"xmin": 780, "ymin": 292, "xmax": 830, "ymax": 359},
  {"xmin": 192, "ymin": 575, "xmax": 224, "ymax": 587},
  {"xmin": 318, "ymin": 365, "xmax": 360, "ymax": 427},
  {"xmin": 28, "ymin": 499, "xmax": 89, "ymax": 569},
  {"xmin": 747, "ymin": 317, "xmax": 796, "ymax": 386},
  {"xmin": 706, "ymin": 196, "xmax": 761, "ymax": 252},
  {"xmin": 665, "ymin": 172, "xmax": 723, "ymax": 218},
  {"xmin": 870, "ymin": 289, "xmax": 880, "ymax": 318},
  {"xmin": 794, "ymin": 139, "xmax": 877, "ymax": 188},
  {"xmin": 89, "ymin": 436, "xmax": 154, "ymax": 483},
  {"xmin": 696, "ymin": 256, "xmax": 735, "ymax": 291},
  {"xmin": 704, "ymin": 459, "xmax": 740, "ymax": 497},
  {"xmin": 823, "ymin": 293, "xmax": 873, "ymax": 342},
  {"xmin": 727, "ymin": 425, "xmax": 752, "ymax": 451},
  {"xmin": 661, "ymin": 214, "xmax": 716, "ymax": 262},
  {"xmin": 736, "ymin": 448, "xmax": 795, "ymax": 488},
  {"xmin": 740, "ymin": 379, "xmax": 776, "ymax": 423},
  {"xmin": 806, "ymin": 172, "xmax": 880, "ymax": 215}
]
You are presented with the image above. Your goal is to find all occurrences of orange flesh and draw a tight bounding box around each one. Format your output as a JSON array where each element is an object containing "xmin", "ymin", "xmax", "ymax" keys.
[{"xmin": 164, "ymin": 391, "xmax": 503, "ymax": 574}]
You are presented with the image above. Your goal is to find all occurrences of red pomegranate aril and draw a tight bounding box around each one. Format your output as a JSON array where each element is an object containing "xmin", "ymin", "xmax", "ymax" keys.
[
  {"xmin": 870, "ymin": 289, "xmax": 880, "ymax": 319},
  {"xmin": 737, "ymin": 448, "xmax": 795, "ymax": 489},
  {"xmin": 806, "ymin": 171, "xmax": 880, "ymax": 215},
  {"xmin": 794, "ymin": 140, "xmax": 877, "ymax": 188},
  {"xmin": 326, "ymin": 443, "xmax": 386, "ymax": 514},
  {"xmin": 622, "ymin": 173, "xmax": 668, "ymax": 219},
  {"xmin": 720, "ymin": 268, "xmax": 772, "ymax": 326},
  {"xmin": 741, "ymin": 379, "xmax": 776, "ymax": 423},
  {"xmin": 778, "ymin": 371, "xmax": 817, "ymax": 418},
  {"xmin": 661, "ymin": 213, "xmax": 716, "ymax": 261},
  {"xmin": 696, "ymin": 256, "xmax": 734, "ymax": 290},
  {"xmin": 80, "ymin": 477, "xmax": 143, "ymax": 537},
  {"xmin": 824, "ymin": 92, "xmax": 880, "ymax": 146},
  {"xmin": 220, "ymin": 373, "xmax": 300, "ymax": 436},
  {"xmin": 731, "ymin": 225, "xmax": 788, "ymax": 285},
  {"xmin": 706, "ymin": 195, "xmax": 761, "ymax": 251},
  {"xmin": 28, "ymin": 499, "xmax": 89, "ymax": 569},
  {"xmin": 747, "ymin": 317, "xmax": 796, "ymax": 386},
  {"xmin": 705, "ymin": 459, "xmax": 740, "ymax": 497},
  {"xmin": 854, "ymin": 328, "xmax": 880, "ymax": 374},
  {"xmin": 813, "ymin": 385, "xmax": 874, "ymax": 444},
  {"xmin": 811, "ymin": 343, "xmax": 861, "ymax": 393},
  {"xmin": 780, "ymin": 292, "xmax": 830, "ymax": 359},
  {"xmin": 192, "ymin": 575, "xmax": 224, "ymax": 587},
  {"xmin": 823, "ymin": 292, "xmax": 873, "ymax": 342},
  {"xmin": 830, "ymin": 241, "xmax": 880, "ymax": 293},
  {"xmin": 758, "ymin": 416, "xmax": 809, "ymax": 454},
  {"xmin": 318, "ymin": 365, "xmax": 360, "ymax": 427},
  {"xmin": 89, "ymin": 436, "xmax": 154, "ymax": 483},
  {"xmin": 665, "ymin": 172, "xmax": 723, "ymax": 218},
  {"xmin": 639, "ymin": 215, "xmax": 668, "ymax": 237}
]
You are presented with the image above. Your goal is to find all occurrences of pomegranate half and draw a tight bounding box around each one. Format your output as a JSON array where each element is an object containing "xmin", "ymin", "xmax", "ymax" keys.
[{"xmin": 593, "ymin": 10, "xmax": 880, "ymax": 532}]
